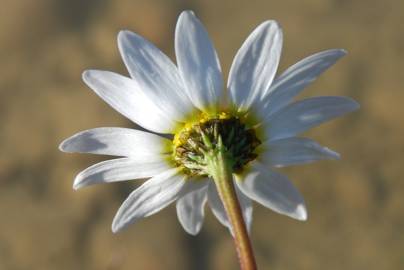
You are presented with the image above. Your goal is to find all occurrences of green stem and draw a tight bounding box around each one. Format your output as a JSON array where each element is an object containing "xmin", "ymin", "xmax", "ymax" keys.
[{"xmin": 206, "ymin": 137, "xmax": 257, "ymax": 270}]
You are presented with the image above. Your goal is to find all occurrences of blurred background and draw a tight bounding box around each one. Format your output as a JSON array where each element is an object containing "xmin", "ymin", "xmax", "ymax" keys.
[{"xmin": 1, "ymin": 0, "xmax": 403, "ymax": 269}]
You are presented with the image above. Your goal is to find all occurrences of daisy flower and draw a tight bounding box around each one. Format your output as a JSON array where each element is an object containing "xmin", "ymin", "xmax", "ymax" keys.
[{"xmin": 60, "ymin": 10, "xmax": 358, "ymax": 269}]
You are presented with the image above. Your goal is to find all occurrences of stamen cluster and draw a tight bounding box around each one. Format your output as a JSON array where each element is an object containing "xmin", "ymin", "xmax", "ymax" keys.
[{"xmin": 173, "ymin": 116, "xmax": 261, "ymax": 176}]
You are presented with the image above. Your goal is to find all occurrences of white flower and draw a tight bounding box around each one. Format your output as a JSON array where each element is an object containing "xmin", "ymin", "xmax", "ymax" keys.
[{"xmin": 59, "ymin": 11, "xmax": 358, "ymax": 235}]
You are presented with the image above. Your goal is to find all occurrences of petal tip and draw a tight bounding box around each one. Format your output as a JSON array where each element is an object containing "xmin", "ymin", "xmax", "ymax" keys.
[
  {"xmin": 59, "ymin": 138, "xmax": 72, "ymax": 153},
  {"xmin": 262, "ymin": 19, "xmax": 281, "ymax": 29},
  {"xmin": 177, "ymin": 10, "xmax": 198, "ymax": 28},
  {"xmin": 296, "ymin": 204, "xmax": 308, "ymax": 221},
  {"xmin": 180, "ymin": 10, "xmax": 196, "ymax": 18},
  {"xmin": 112, "ymin": 214, "xmax": 133, "ymax": 233},
  {"xmin": 255, "ymin": 20, "xmax": 282, "ymax": 38},
  {"xmin": 117, "ymin": 30, "xmax": 137, "ymax": 54},
  {"xmin": 351, "ymin": 99, "xmax": 360, "ymax": 110},
  {"xmin": 81, "ymin": 71, "xmax": 89, "ymax": 85},
  {"xmin": 111, "ymin": 224, "xmax": 120, "ymax": 234},
  {"xmin": 58, "ymin": 140, "xmax": 67, "ymax": 152},
  {"xmin": 111, "ymin": 217, "xmax": 124, "ymax": 233},
  {"xmin": 327, "ymin": 49, "xmax": 347, "ymax": 58},
  {"xmin": 72, "ymin": 177, "xmax": 84, "ymax": 190},
  {"xmin": 332, "ymin": 151, "xmax": 341, "ymax": 160},
  {"xmin": 323, "ymin": 147, "xmax": 341, "ymax": 160},
  {"xmin": 257, "ymin": 20, "xmax": 283, "ymax": 35},
  {"xmin": 117, "ymin": 29, "xmax": 132, "ymax": 41},
  {"xmin": 82, "ymin": 69, "xmax": 90, "ymax": 77},
  {"xmin": 330, "ymin": 151, "xmax": 341, "ymax": 160},
  {"xmin": 81, "ymin": 69, "xmax": 96, "ymax": 84},
  {"xmin": 185, "ymin": 227, "xmax": 200, "ymax": 236},
  {"xmin": 343, "ymin": 97, "xmax": 360, "ymax": 112}
]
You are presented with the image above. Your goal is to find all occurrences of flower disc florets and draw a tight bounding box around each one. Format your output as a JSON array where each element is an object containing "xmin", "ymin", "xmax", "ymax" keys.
[{"xmin": 173, "ymin": 113, "xmax": 261, "ymax": 176}]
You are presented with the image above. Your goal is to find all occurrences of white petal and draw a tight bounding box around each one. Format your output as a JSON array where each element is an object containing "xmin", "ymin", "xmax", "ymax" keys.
[
  {"xmin": 265, "ymin": 96, "xmax": 359, "ymax": 141},
  {"xmin": 176, "ymin": 183, "xmax": 208, "ymax": 235},
  {"xmin": 259, "ymin": 49, "xmax": 347, "ymax": 118},
  {"xmin": 175, "ymin": 11, "xmax": 224, "ymax": 113},
  {"xmin": 82, "ymin": 70, "xmax": 176, "ymax": 133},
  {"xmin": 235, "ymin": 184, "xmax": 253, "ymax": 233},
  {"xmin": 207, "ymin": 181, "xmax": 253, "ymax": 234},
  {"xmin": 73, "ymin": 157, "xmax": 170, "ymax": 190},
  {"xmin": 112, "ymin": 168, "xmax": 186, "ymax": 233},
  {"xmin": 207, "ymin": 182, "xmax": 229, "ymax": 229},
  {"xmin": 59, "ymin": 127, "xmax": 170, "ymax": 157},
  {"xmin": 117, "ymin": 31, "xmax": 195, "ymax": 121},
  {"xmin": 259, "ymin": 137, "xmax": 340, "ymax": 167},
  {"xmin": 236, "ymin": 162, "xmax": 307, "ymax": 220},
  {"xmin": 228, "ymin": 21, "xmax": 282, "ymax": 111}
]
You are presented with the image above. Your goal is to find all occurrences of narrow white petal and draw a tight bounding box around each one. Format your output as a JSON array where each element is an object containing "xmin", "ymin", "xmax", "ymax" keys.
[
  {"xmin": 112, "ymin": 168, "xmax": 186, "ymax": 233},
  {"xmin": 259, "ymin": 49, "xmax": 347, "ymax": 118},
  {"xmin": 236, "ymin": 162, "xmax": 307, "ymax": 220},
  {"xmin": 207, "ymin": 181, "xmax": 253, "ymax": 234},
  {"xmin": 59, "ymin": 127, "xmax": 170, "ymax": 157},
  {"xmin": 117, "ymin": 31, "xmax": 195, "ymax": 120},
  {"xmin": 235, "ymin": 184, "xmax": 253, "ymax": 233},
  {"xmin": 228, "ymin": 21, "xmax": 282, "ymax": 111},
  {"xmin": 176, "ymin": 183, "xmax": 208, "ymax": 235},
  {"xmin": 265, "ymin": 96, "xmax": 359, "ymax": 141},
  {"xmin": 175, "ymin": 11, "xmax": 224, "ymax": 113},
  {"xmin": 259, "ymin": 137, "xmax": 340, "ymax": 167},
  {"xmin": 73, "ymin": 157, "xmax": 170, "ymax": 190},
  {"xmin": 82, "ymin": 70, "xmax": 176, "ymax": 133},
  {"xmin": 207, "ymin": 182, "xmax": 229, "ymax": 229}
]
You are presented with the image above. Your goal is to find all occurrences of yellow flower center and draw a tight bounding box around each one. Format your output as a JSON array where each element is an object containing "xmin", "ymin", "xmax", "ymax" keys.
[{"xmin": 172, "ymin": 112, "xmax": 261, "ymax": 176}]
